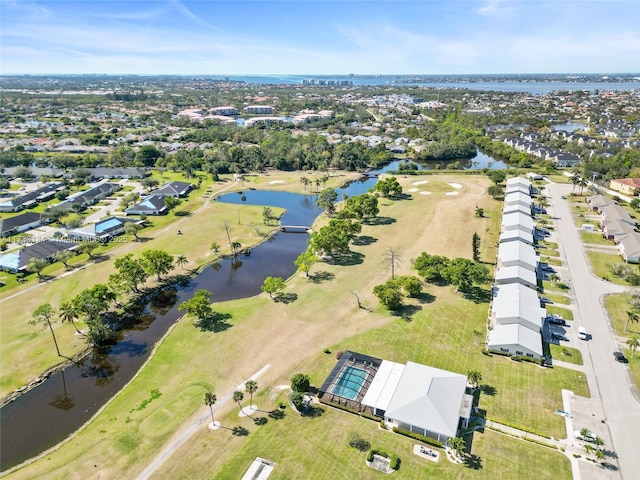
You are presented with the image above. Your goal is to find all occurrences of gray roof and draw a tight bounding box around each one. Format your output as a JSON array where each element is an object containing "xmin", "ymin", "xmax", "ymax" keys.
[
  {"xmin": 384, "ymin": 362, "xmax": 467, "ymax": 439},
  {"xmin": 498, "ymin": 240, "xmax": 538, "ymax": 269},
  {"xmin": 495, "ymin": 265, "xmax": 538, "ymax": 287},
  {"xmin": 0, "ymin": 212, "xmax": 42, "ymax": 235},
  {"xmin": 492, "ymin": 283, "xmax": 544, "ymax": 331},
  {"xmin": 488, "ymin": 324, "xmax": 543, "ymax": 357}
]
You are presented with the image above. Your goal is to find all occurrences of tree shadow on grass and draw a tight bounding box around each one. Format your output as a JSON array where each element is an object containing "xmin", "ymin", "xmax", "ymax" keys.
[
  {"xmin": 274, "ymin": 292, "xmax": 298, "ymax": 304},
  {"xmin": 417, "ymin": 292, "xmax": 436, "ymax": 304},
  {"xmin": 253, "ymin": 416, "xmax": 268, "ymax": 426},
  {"xmin": 393, "ymin": 304, "xmax": 422, "ymax": 321},
  {"xmin": 365, "ymin": 216, "xmax": 396, "ymax": 226},
  {"xmin": 303, "ymin": 405, "xmax": 325, "ymax": 418},
  {"xmin": 480, "ymin": 384, "xmax": 497, "ymax": 396},
  {"xmin": 351, "ymin": 235, "xmax": 377, "ymax": 246},
  {"xmin": 268, "ymin": 409, "xmax": 286, "ymax": 420},
  {"xmin": 308, "ymin": 271, "xmax": 334, "ymax": 283},
  {"xmin": 464, "ymin": 454, "xmax": 483, "ymax": 470},
  {"xmin": 462, "ymin": 286, "xmax": 492, "ymax": 304},
  {"xmin": 194, "ymin": 312, "xmax": 233, "ymax": 332},
  {"xmin": 231, "ymin": 426, "xmax": 249, "ymax": 436},
  {"xmin": 332, "ymin": 251, "xmax": 364, "ymax": 267}
]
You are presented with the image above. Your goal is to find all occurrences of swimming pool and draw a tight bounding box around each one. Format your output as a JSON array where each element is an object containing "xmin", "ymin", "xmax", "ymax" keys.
[{"xmin": 330, "ymin": 366, "xmax": 367, "ymax": 400}]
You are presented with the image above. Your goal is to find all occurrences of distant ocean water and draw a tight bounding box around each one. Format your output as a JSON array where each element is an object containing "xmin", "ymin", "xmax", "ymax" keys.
[{"xmin": 224, "ymin": 75, "xmax": 640, "ymax": 94}]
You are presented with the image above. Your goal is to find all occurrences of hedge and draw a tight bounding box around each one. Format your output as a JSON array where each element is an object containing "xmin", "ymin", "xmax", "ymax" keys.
[
  {"xmin": 487, "ymin": 418, "xmax": 552, "ymax": 439},
  {"xmin": 367, "ymin": 448, "xmax": 400, "ymax": 470},
  {"xmin": 392, "ymin": 427, "xmax": 443, "ymax": 448}
]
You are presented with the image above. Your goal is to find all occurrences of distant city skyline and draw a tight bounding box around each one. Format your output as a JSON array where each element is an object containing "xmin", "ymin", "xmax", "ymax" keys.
[{"xmin": 1, "ymin": 0, "xmax": 639, "ymax": 75}]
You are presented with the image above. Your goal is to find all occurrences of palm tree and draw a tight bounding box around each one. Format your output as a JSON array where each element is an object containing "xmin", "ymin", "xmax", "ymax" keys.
[
  {"xmin": 578, "ymin": 178, "xmax": 588, "ymax": 195},
  {"xmin": 594, "ymin": 436, "xmax": 605, "ymax": 449},
  {"xmin": 537, "ymin": 196, "xmax": 549, "ymax": 209},
  {"xmin": 300, "ymin": 176, "xmax": 310, "ymax": 193},
  {"xmin": 30, "ymin": 303, "xmax": 62, "ymax": 357},
  {"xmin": 233, "ymin": 390, "xmax": 245, "ymax": 414},
  {"xmin": 580, "ymin": 427, "xmax": 591, "ymax": 440},
  {"xmin": 584, "ymin": 444, "xmax": 594, "ymax": 455},
  {"xmin": 59, "ymin": 301, "xmax": 82, "ymax": 334},
  {"xmin": 625, "ymin": 310, "xmax": 639, "ymax": 333},
  {"xmin": 627, "ymin": 336, "xmax": 640, "ymax": 358},
  {"xmin": 204, "ymin": 391, "xmax": 217, "ymax": 425},
  {"xmin": 570, "ymin": 174, "xmax": 581, "ymax": 193},
  {"xmin": 472, "ymin": 329, "xmax": 484, "ymax": 346},
  {"xmin": 231, "ymin": 241, "xmax": 242, "ymax": 256},
  {"xmin": 595, "ymin": 449, "xmax": 606, "ymax": 463},
  {"xmin": 446, "ymin": 437, "xmax": 466, "ymax": 459},
  {"xmin": 466, "ymin": 370, "xmax": 482, "ymax": 389},
  {"xmin": 175, "ymin": 255, "xmax": 188, "ymax": 270},
  {"xmin": 211, "ymin": 242, "xmax": 220, "ymax": 254},
  {"xmin": 245, "ymin": 380, "xmax": 258, "ymax": 407}
]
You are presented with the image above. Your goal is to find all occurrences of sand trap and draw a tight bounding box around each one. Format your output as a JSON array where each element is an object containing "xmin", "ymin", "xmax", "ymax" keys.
[
  {"xmin": 238, "ymin": 405, "xmax": 259, "ymax": 417},
  {"xmin": 408, "ymin": 188, "xmax": 419, "ymax": 192},
  {"xmin": 411, "ymin": 180, "xmax": 429, "ymax": 185},
  {"xmin": 444, "ymin": 191, "xmax": 459, "ymax": 196},
  {"xmin": 268, "ymin": 180, "xmax": 284, "ymax": 184},
  {"xmin": 275, "ymin": 384, "xmax": 290, "ymax": 391},
  {"xmin": 449, "ymin": 183, "xmax": 462, "ymax": 189},
  {"xmin": 419, "ymin": 191, "xmax": 432, "ymax": 195},
  {"xmin": 208, "ymin": 421, "xmax": 221, "ymax": 430}
]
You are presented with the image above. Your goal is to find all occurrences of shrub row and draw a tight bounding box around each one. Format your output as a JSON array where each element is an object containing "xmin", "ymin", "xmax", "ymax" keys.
[
  {"xmin": 367, "ymin": 448, "xmax": 400, "ymax": 470},
  {"xmin": 392, "ymin": 427, "xmax": 443, "ymax": 448},
  {"xmin": 487, "ymin": 418, "xmax": 552, "ymax": 439}
]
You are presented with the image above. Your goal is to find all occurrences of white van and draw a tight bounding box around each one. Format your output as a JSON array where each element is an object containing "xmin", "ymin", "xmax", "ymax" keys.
[{"xmin": 578, "ymin": 327, "xmax": 588, "ymax": 340}]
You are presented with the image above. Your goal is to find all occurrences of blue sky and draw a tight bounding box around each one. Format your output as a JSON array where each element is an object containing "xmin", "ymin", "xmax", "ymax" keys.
[{"xmin": 1, "ymin": 0, "xmax": 639, "ymax": 75}]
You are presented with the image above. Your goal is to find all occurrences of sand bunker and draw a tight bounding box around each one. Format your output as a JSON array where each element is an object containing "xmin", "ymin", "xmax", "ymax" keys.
[
  {"xmin": 419, "ymin": 191, "xmax": 432, "ymax": 195},
  {"xmin": 411, "ymin": 180, "xmax": 429, "ymax": 185},
  {"xmin": 268, "ymin": 180, "xmax": 285, "ymax": 184},
  {"xmin": 408, "ymin": 188, "xmax": 419, "ymax": 192},
  {"xmin": 444, "ymin": 191, "xmax": 459, "ymax": 196},
  {"xmin": 449, "ymin": 183, "xmax": 462, "ymax": 189}
]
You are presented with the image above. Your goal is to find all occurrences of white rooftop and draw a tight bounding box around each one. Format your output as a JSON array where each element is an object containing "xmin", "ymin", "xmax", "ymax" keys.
[
  {"xmin": 361, "ymin": 360, "xmax": 405, "ymax": 412},
  {"xmin": 492, "ymin": 283, "xmax": 544, "ymax": 331},
  {"xmin": 506, "ymin": 176, "xmax": 532, "ymax": 188},
  {"xmin": 488, "ymin": 324, "xmax": 543, "ymax": 357},
  {"xmin": 495, "ymin": 265, "xmax": 538, "ymax": 286},
  {"xmin": 503, "ymin": 203, "xmax": 532, "ymax": 216},
  {"xmin": 502, "ymin": 212, "xmax": 535, "ymax": 233},
  {"xmin": 504, "ymin": 191, "xmax": 532, "ymax": 206},
  {"xmin": 384, "ymin": 362, "xmax": 467, "ymax": 439},
  {"xmin": 498, "ymin": 240, "xmax": 539, "ymax": 269},
  {"xmin": 499, "ymin": 229, "xmax": 534, "ymax": 245}
]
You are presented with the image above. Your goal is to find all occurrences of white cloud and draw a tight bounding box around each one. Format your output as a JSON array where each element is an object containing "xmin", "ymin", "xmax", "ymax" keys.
[{"xmin": 475, "ymin": 0, "xmax": 516, "ymax": 17}]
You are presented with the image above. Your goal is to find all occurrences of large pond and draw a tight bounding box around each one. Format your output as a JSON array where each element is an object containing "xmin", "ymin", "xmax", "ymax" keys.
[{"xmin": 0, "ymin": 151, "xmax": 504, "ymax": 470}]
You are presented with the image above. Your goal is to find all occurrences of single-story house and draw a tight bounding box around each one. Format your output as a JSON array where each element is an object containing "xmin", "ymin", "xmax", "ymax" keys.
[
  {"xmin": 0, "ymin": 212, "xmax": 43, "ymax": 237},
  {"xmin": 497, "ymin": 240, "xmax": 539, "ymax": 272},
  {"xmin": 506, "ymin": 176, "xmax": 532, "ymax": 193},
  {"xmin": 0, "ymin": 240, "xmax": 77, "ymax": 272},
  {"xmin": 86, "ymin": 167, "xmax": 149, "ymax": 180},
  {"xmin": 318, "ymin": 351, "xmax": 473, "ymax": 444},
  {"xmin": 526, "ymin": 172, "xmax": 544, "ymax": 181},
  {"xmin": 491, "ymin": 283, "xmax": 545, "ymax": 332},
  {"xmin": 586, "ymin": 194, "xmax": 614, "ymax": 212},
  {"xmin": 503, "ymin": 191, "xmax": 533, "ymax": 210},
  {"xmin": 487, "ymin": 324, "xmax": 543, "ymax": 360},
  {"xmin": 0, "ymin": 183, "xmax": 64, "ymax": 212},
  {"xmin": 151, "ymin": 181, "xmax": 194, "ymax": 198},
  {"xmin": 58, "ymin": 182, "xmax": 120, "ymax": 209},
  {"xmin": 504, "ymin": 185, "xmax": 531, "ymax": 197},
  {"xmin": 125, "ymin": 195, "xmax": 168, "ymax": 215},
  {"xmin": 619, "ymin": 235, "xmax": 640, "ymax": 264},
  {"xmin": 68, "ymin": 217, "xmax": 145, "ymax": 242},
  {"xmin": 501, "ymin": 212, "xmax": 535, "ymax": 235},
  {"xmin": 499, "ymin": 228, "xmax": 534, "ymax": 246},
  {"xmin": 503, "ymin": 203, "xmax": 532, "ymax": 217},
  {"xmin": 495, "ymin": 265, "xmax": 538, "ymax": 290}
]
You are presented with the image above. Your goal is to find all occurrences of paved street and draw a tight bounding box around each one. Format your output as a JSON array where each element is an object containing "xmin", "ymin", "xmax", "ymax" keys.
[{"xmin": 546, "ymin": 182, "xmax": 640, "ymax": 480}]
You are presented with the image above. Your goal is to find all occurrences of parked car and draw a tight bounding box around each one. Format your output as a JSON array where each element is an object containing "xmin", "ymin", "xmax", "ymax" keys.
[
  {"xmin": 561, "ymin": 195, "xmax": 567, "ymax": 199},
  {"xmin": 551, "ymin": 332, "xmax": 566, "ymax": 341},
  {"xmin": 613, "ymin": 351, "xmax": 629, "ymax": 363},
  {"xmin": 574, "ymin": 430, "xmax": 597, "ymax": 442},
  {"xmin": 540, "ymin": 297, "xmax": 552, "ymax": 305},
  {"xmin": 546, "ymin": 314, "xmax": 566, "ymax": 326},
  {"xmin": 578, "ymin": 327, "xmax": 588, "ymax": 340}
]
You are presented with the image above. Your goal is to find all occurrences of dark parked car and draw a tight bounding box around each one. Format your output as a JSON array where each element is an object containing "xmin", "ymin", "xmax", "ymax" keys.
[
  {"xmin": 546, "ymin": 315, "xmax": 566, "ymax": 326},
  {"xmin": 551, "ymin": 332, "xmax": 566, "ymax": 341},
  {"xmin": 613, "ymin": 351, "xmax": 629, "ymax": 363}
]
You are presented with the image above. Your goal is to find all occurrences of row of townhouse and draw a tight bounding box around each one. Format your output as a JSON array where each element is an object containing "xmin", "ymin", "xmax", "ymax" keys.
[
  {"xmin": 503, "ymin": 137, "xmax": 581, "ymax": 167},
  {"xmin": 586, "ymin": 194, "xmax": 640, "ymax": 263},
  {"xmin": 487, "ymin": 177, "xmax": 545, "ymax": 361},
  {"xmin": 0, "ymin": 182, "xmax": 65, "ymax": 212},
  {"xmin": 125, "ymin": 181, "xmax": 194, "ymax": 216}
]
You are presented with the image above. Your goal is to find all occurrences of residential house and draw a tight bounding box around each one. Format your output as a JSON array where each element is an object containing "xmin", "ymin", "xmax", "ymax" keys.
[
  {"xmin": 68, "ymin": 217, "xmax": 145, "ymax": 242},
  {"xmin": 502, "ymin": 212, "xmax": 535, "ymax": 235},
  {"xmin": 487, "ymin": 324, "xmax": 543, "ymax": 360},
  {"xmin": 151, "ymin": 181, "xmax": 194, "ymax": 198},
  {"xmin": 0, "ymin": 212, "xmax": 44, "ymax": 237},
  {"xmin": 125, "ymin": 195, "xmax": 168, "ymax": 216},
  {"xmin": 491, "ymin": 283, "xmax": 545, "ymax": 332},
  {"xmin": 609, "ymin": 178, "xmax": 640, "ymax": 196},
  {"xmin": 243, "ymin": 105, "xmax": 274, "ymax": 115},
  {"xmin": 497, "ymin": 240, "xmax": 539, "ymax": 272},
  {"xmin": 499, "ymin": 229, "xmax": 534, "ymax": 246},
  {"xmin": 0, "ymin": 240, "xmax": 77, "ymax": 273},
  {"xmin": 58, "ymin": 183, "xmax": 120, "ymax": 209},
  {"xmin": 0, "ymin": 183, "xmax": 64, "ymax": 212},
  {"xmin": 86, "ymin": 168, "xmax": 149, "ymax": 180},
  {"xmin": 494, "ymin": 265, "xmax": 538, "ymax": 290}
]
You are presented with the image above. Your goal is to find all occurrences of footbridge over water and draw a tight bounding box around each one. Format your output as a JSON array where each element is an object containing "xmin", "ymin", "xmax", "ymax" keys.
[{"xmin": 280, "ymin": 225, "xmax": 312, "ymax": 233}]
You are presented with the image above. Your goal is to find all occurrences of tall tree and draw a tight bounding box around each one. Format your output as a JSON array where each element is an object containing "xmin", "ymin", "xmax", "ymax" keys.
[
  {"xmin": 54, "ymin": 249, "xmax": 76, "ymax": 270},
  {"xmin": 124, "ymin": 222, "xmax": 143, "ymax": 240},
  {"xmin": 472, "ymin": 232, "xmax": 481, "ymax": 262},
  {"xmin": 383, "ymin": 247, "xmax": 401, "ymax": 280},
  {"xmin": 316, "ymin": 188, "xmax": 338, "ymax": 215},
  {"xmin": 175, "ymin": 255, "xmax": 189, "ymax": 270},
  {"xmin": 178, "ymin": 289, "xmax": 213, "ymax": 321},
  {"xmin": 78, "ymin": 240, "xmax": 100, "ymax": 259},
  {"xmin": 141, "ymin": 249, "xmax": 174, "ymax": 281},
  {"xmin": 446, "ymin": 437, "xmax": 466, "ymax": 459},
  {"xmin": 466, "ymin": 370, "xmax": 482, "ymax": 388},
  {"xmin": 261, "ymin": 276, "xmax": 285, "ymax": 299},
  {"xmin": 31, "ymin": 303, "xmax": 62, "ymax": 357},
  {"xmin": 204, "ymin": 392, "xmax": 217, "ymax": 425},
  {"xmin": 625, "ymin": 310, "xmax": 639, "ymax": 333},
  {"xmin": 245, "ymin": 380, "xmax": 258, "ymax": 406},
  {"xmin": 72, "ymin": 284, "xmax": 116, "ymax": 322},
  {"xmin": 112, "ymin": 253, "xmax": 149, "ymax": 293},
  {"xmin": 233, "ymin": 390, "xmax": 245, "ymax": 414},
  {"xmin": 59, "ymin": 301, "xmax": 82, "ymax": 334},
  {"xmin": 627, "ymin": 336, "xmax": 640, "ymax": 358},
  {"xmin": 26, "ymin": 257, "xmax": 48, "ymax": 279},
  {"xmin": 294, "ymin": 250, "xmax": 318, "ymax": 278}
]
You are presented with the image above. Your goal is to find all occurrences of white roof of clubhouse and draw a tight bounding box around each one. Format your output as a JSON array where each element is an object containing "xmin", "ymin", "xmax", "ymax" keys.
[
  {"xmin": 383, "ymin": 362, "xmax": 468, "ymax": 439},
  {"xmin": 488, "ymin": 324, "xmax": 543, "ymax": 357},
  {"xmin": 492, "ymin": 283, "xmax": 544, "ymax": 331}
]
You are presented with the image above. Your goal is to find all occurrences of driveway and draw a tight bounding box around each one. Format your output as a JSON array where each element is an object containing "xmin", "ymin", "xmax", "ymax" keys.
[{"xmin": 547, "ymin": 182, "xmax": 640, "ymax": 479}]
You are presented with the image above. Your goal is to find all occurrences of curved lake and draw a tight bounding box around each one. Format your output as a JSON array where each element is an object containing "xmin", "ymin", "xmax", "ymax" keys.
[{"xmin": 0, "ymin": 152, "xmax": 505, "ymax": 470}]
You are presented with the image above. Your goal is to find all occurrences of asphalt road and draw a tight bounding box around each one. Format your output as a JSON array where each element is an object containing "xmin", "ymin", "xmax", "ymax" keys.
[{"xmin": 547, "ymin": 183, "xmax": 640, "ymax": 480}]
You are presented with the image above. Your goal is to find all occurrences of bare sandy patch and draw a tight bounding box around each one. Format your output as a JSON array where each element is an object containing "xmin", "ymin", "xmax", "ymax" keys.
[
  {"xmin": 268, "ymin": 180, "xmax": 285, "ymax": 184},
  {"xmin": 444, "ymin": 191, "xmax": 459, "ymax": 196},
  {"xmin": 411, "ymin": 180, "xmax": 429, "ymax": 185},
  {"xmin": 408, "ymin": 188, "xmax": 419, "ymax": 192},
  {"xmin": 419, "ymin": 191, "xmax": 432, "ymax": 195},
  {"xmin": 449, "ymin": 183, "xmax": 462, "ymax": 189}
]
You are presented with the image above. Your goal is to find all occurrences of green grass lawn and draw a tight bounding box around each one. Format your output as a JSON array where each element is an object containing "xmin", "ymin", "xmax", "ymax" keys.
[
  {"xmin": 545, "ymin": 306, "xmax": 574, "ymax": 321},
  {"xmin": 579, "ymin": 231, "xmax": 614, "ymax": 246},
  {"xmin": 546, "ymin": 175, "xmax": 571, "ymax": 184},
  {"xmin": 549, "ymin": 344, "xmax": 583, "ymax": 365},
  {"xmin": 537, "ymin": 248, "xmax": 560, "ymax": 258},
  {"xmin": 586, "ymin": 251, "xmax": 629, "ymax": 285},
  {"xmin": 544, "ymin": 293, "xmax": 571, "ymax": 305},
  {"xmin": 538, "ymin": 241, "xmax": 559, "ymax": 249},
  {"xmin": 541, "ymin": 256, "xmax": 562, "ymax": 267},
  {"xmin": 542, "ymin": 280, "xmax": 570, "ymax": 294},
  {"xmin": 574, "ymin": 217, "xmax": 599, "ymax": 229},
  {"xmin": 570, "ymin": 204, "xmax": 590, "ymax": 215},
  {"xmin": 623, "ymin": 348, "xmax": 640, "ymax": 389},
  {"xmin": 604, "ymin": 294, "xmax": 640, "ymax": 337}
]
